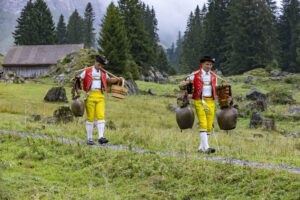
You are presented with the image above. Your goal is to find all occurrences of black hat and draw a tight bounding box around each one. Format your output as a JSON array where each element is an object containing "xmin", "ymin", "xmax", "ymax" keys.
[
  {"xmin": 200, "ymin": 56, "xmax": 215, "ymax": 63},
  {"xmin": 95, "ymin": 55, "xmax": 108, "ymax": 65}
]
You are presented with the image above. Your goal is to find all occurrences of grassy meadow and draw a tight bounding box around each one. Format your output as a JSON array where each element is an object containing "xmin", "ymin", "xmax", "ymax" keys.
[{"xmin": 0, "ymin": 69, "xmax": 300, "ymax": 199}]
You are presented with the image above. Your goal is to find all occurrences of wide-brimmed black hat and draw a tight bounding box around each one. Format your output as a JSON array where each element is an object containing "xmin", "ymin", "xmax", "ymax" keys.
[
  {"xmin": 200, "ymin": 56, "xmax": 215, "ymax": 63},
  {"xmin": 95, "ymin": 55, "xmax": 108, "ymax": 65}
]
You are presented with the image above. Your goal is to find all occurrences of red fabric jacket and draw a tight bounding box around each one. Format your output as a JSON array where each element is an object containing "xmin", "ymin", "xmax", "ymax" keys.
[
  {"xmin": 192, "ymin": 66, "xmax": 217, "ymax": 100},
  {"xmin": 83, "ymin": 67, "xmax": 107, "ymax": 92}
]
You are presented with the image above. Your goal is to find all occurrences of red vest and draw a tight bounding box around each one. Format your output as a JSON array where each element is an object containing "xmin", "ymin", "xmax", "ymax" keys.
[
  {"xmin": 83, "ymin": 67, "xmax": 107, "ymax": 92},
  {"xmin": 192, "ymin": 66, "xmax": 217, "ymax": 100}
]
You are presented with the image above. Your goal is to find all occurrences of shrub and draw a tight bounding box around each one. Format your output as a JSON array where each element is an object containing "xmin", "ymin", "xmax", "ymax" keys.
[
  {"xmin": 265, "ymin": 59, "xmax": 279, "ymax": 73},
  {"xmin": 267, "ymin": 87, "xmax": 295, "ymax": 105},
  {"xmin": 62, "ymin": 56, "xmax": 71, "ymax": 64},
  {"xmin": 243, "ymin": 68, "xmax": 269, "ymax": 77}
]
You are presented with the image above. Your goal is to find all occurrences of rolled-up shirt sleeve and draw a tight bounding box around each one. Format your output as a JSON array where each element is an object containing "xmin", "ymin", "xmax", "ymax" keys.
[
  {"xmin": 80, "ymin": 71, "xmax": 86, "ymax": 79},
  {"xmin": 187, "ymin": 75, "xmax": 195, "ymax": 81}
]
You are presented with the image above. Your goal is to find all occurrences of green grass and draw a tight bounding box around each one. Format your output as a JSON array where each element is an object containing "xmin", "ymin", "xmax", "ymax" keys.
[
  {"xmin": 0, "ymin": 80, "xmax": 300, "ymax": 168},
  {"xmin": 136, "ymin": 80, "xmax": 178, "ymax": 95},
  {"xmin": 0, "ymin": 71, "xmax": 300, "ymax": 198},
  {"xmin": 0, "ymin": 134, "xmax": 299, "ymax": 199}
]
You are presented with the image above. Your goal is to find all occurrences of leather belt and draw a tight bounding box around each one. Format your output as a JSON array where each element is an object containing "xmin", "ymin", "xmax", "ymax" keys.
[
  {"xmin": 91, "ymin": 88, "xmax": 101, "ymax": 90},
  {"xmin": 203, "ymin": 81, "xmax": 211, "ymax": 85},
  {"xmin": 93, "ymin": 76, "xmax": 101, "ymax": 80}
]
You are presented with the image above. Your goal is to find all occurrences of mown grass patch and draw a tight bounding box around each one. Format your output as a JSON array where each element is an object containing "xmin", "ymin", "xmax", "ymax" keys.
[{"xmin": 0, "ymin": 134, "xmax": 299, "ymax": 199}]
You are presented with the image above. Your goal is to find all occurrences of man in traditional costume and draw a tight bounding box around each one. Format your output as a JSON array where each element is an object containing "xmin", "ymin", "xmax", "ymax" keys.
[
  {"xmin": 187, "ymin": 56, "xmax": 217, "ymax": 154},
  {"xmin": 77, "ymin": 55, "xmax": 122, "ymax": 145}
]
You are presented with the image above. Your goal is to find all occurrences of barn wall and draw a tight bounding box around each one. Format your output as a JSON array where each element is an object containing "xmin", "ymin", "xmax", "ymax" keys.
[{"xmin": 3, "ymin": 65, "xmax": 52, "ymax": 78}]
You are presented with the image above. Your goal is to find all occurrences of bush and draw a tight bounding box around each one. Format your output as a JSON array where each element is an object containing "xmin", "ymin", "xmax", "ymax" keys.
[
  {"xmin": 62, "ymin": 56, "xmax": 71, "ymax": 64},
  {"xmin": 243, "ymin": 68, "xmax": 269, "ymax": 77},
  {"xmin": 168, "ymin": 66, "xmax": 177, "ymax": 75},
  {"xmin": 284, "ymin": 77, "xmax": 293, "ymax": 84},
  {"xmin": 267, "ymin": 87, "xmax": 296, "ymax": 105},
  {"xmin": 284, "ymin": 75, "xmax": 300, "ymax": 84},
  {"xmin": 265, "ymin": 59, "xmax": 279, "ymax": 73}
]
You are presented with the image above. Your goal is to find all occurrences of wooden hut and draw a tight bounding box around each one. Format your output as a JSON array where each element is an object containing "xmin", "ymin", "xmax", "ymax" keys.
[{"xmin": 2, "ymin": 44, "xmax": 83, "ymax": 78}]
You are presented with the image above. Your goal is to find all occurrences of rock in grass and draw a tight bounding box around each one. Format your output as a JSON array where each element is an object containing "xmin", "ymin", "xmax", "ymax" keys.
[
  {"xmin": 262, "ymin": 119, "xmax": 276, "ymax": 130},
  {"xmin": 53, "ymin": 105, "xmax": 73, "ymax": 123},
  {"xmin": 287, "ymin": 107, "xmax": 300, "ymax": 115},
  {"xmin": 44, "ymin": 87, "xmax": 68, "ymax": 102},
  {"xmin": 250, "ymin": 111, "xmax": 264, "ymax": 128},
  {"xmin": 253, "ymin": 134, "xmax": 263, "ymax": 138},
  {"xmin": 169, "ymin": 104, "xmax": 179, "ymax": 112},
  {"xmin": 246, "ymin": 88, "xmax": 267, "ymax": 101},
  {"xmin": 244, "ymin": 76, "xmax": 253, "ymax": 84},
  {"xmin": 284, "ymin": 132, "xmax": 300, "ymax": 138},
  {"xmin": 30, "ymin": 114, "xmax": 41, "ymax": 122},
  {"xmin": 148, "ymin": 89, "xmax": 156, "ymax": 95}
]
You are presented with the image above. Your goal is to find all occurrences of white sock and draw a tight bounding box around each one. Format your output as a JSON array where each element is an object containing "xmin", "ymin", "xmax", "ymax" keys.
[
  {"xmin": 200, "ymin": 131, "xmax": 209, "ymax": 150},
  {"xmin": 199, "ymin": 131, "xmax": 204, "ymax": 150},
  {"xmin": 97, "ymin": 120, "xmax": 105, "ymax": 139},
  {"xmin": 86, "ymin": 122, "xmax": 94, "ymax": 141}
]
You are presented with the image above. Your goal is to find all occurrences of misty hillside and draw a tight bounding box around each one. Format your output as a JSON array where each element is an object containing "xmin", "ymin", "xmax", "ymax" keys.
[{"xmin": 0, "ymin": 0, "xmax": 105, "ymax": 55}]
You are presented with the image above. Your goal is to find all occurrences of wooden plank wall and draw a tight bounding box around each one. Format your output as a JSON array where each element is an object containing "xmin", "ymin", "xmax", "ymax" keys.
[{"xmin": 3, "ymin": 66, "xmax": 51, "ymax": 78}]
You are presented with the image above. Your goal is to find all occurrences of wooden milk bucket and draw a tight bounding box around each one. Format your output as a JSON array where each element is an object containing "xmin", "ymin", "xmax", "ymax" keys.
[{"xmin": 111, "ymin": 79, "xmax": 128, "ymax": 99}]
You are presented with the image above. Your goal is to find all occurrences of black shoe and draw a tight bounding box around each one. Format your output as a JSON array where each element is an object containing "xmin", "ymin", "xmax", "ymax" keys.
[
  {"xmin": 197, "ymin": 149, "xmax": 204, "ymax": 153},
  {"xmin": 87, "ymin": 140, "xmax": 95, "ymax": 145},
  {"xmin": 205, "ymin": 148, "xmax": 216, "ymax": 154},
  {"xmin": 98, "ymin": 137, "xmax": 109, "ymax": 144}
]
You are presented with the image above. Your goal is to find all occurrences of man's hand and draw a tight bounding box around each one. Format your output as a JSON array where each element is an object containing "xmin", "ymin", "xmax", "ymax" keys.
[
  {"xmin": 77, "ymin": 89, "xmax": 81, "ymax": 96},
  {"xmin": 187, "ymin": 94, "xmax": 193, "ymax": 100}
]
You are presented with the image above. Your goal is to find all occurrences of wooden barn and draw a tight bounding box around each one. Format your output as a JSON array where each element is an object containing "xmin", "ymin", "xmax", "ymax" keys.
[{"xmin": 2, "ymin": 44, "xmax": 83, "ymax": 78}]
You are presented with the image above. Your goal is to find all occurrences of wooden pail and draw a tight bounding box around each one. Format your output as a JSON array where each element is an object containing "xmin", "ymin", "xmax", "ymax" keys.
[{"xmin": 111, "ymin": 79, "xmax": 128, "ymax": 99}]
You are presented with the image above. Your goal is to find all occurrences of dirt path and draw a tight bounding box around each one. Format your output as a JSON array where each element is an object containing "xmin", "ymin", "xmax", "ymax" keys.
[{"xmin": 1, "ymin": 129, "xmax": 300, "ymax": 174}]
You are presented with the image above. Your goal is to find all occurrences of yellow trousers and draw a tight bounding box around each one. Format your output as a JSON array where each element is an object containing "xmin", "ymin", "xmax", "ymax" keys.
[
  {"xmin": 194, "ymin": 98, "xmax": 215, "ymax": 133},
  {"xmin": 85, "ymin": 90, "xmax": 105, "ymax": 122}
]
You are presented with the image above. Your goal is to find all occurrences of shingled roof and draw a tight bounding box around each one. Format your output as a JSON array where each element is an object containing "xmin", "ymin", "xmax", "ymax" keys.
[{"xmin": 3, "ymin": 44, "xmax": 84, "ymax": 66}]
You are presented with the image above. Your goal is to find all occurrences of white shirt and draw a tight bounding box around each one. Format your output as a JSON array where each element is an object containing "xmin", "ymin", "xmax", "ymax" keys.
[
  {"xmin": 188, "ymin": 69, "xmax": 217, "ymax": 97},
  {"xmin": 80, "ymin": 66, "xmax": 109, "ymax": 90}
]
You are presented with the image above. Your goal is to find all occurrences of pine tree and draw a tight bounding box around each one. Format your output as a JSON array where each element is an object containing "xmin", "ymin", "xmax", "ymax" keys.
[
  {"xmin": 142, "ymin": 5, "xmax": 159, "ymax": 56},
  {"xmin": 56, "ymin": 14, "xmax": 67, "ymax": 44},
  {"xmin": 13, "ymin": 0, "xmax": 35, "ymax": 45},
  {"xmin": 278, "ymin": 0, "xmax": 300, "ymax": 72},
  {"xmin": 167, "ymin": 42, "xmax": 176, "ymax": 66},
  {"xmin": 179, "ymin": 6, "xmax": 204, "ymax": 73},
  {"xmin": 32, "ymin": 0, "xmax": 56, "ymax": 44},
  {"xmin": 202, "ymin": 0, "xmax": 230, "ymax": 72},
  {"xmin": 13, "ymin": 0, "xmax": 56, "ymax": 45},
  {"xmin": 118, "ymin": 0, "xmax": 154, "ymax": 65},
  {"xmin": 222, "ymin": 0, "xmax": 278, "ymax": 74},
  {"xmin": 174, "ymin": 31, "xmax": 183, "ymax": 69},
  {"xmin": 83, "ymin": 2, "xmax": 95, "ymax": 48},
  {"xmin": 98, "ymin": 3, "xmax": 137, "ymax": 78},
  {"xmin": 156, "ymin": 45, "xmax": 170, "ymax": 72},
  {"xmin": 179, "ymin": 12, "xmax": 194, "ymax": 73},
  {"xmin": 66, "ymin": 9, "xmax": 84, "ymax": 44}
]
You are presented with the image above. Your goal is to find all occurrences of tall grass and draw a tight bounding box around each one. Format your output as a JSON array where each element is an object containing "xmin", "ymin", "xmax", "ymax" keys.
[{"xmin": 0, "ymin": 80, "xmax": 299, "ymax": 167}]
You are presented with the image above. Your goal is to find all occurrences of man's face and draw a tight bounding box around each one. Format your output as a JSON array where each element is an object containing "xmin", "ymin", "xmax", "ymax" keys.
[
  {"xmin": 202, "ymin": 61, "xmax": 213, "ymax": 72},
  {"xmin": 94, "ymin": 61, "xmax": 103, "ymax": 70}
]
